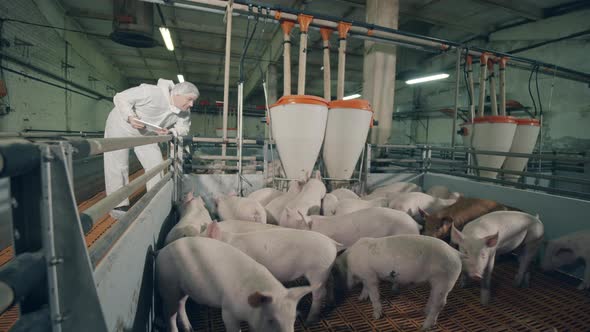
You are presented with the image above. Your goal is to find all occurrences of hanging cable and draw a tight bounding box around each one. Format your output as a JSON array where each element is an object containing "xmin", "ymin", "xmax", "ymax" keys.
[
  {"xmin": 528, "ymin": 64, "xmax": 538, "ymax": 116},
  {"xmin": 535, "ymin": 64, "xmax": 543, "ymax": 117}
]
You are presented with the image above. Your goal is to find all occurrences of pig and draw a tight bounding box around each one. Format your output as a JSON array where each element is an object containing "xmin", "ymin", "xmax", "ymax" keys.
[
  {"xmin": 265, "ymin": 180, "xmax": 305, "ymax": 224},
  {"xmin": 156, "ymin": 236, "xmax": 313, "ymax": 332},
  {"xmin": 334, "ymin": 235, "xmax": 462, "ymax": 329},
  {"xmin": 541, "ymin": 230, "xmax": 590, "ymax": 290},
  {"xmin": 207, "ymin": 222, "xmax": 343, "ymax": 322},
  {"xmin": 279, "ymin": 171, "xmax": 327, "ymax": 228},
  {"xmin": 207, "ymin": 219, "xmax": 279, "ymax": 234},
  {"xmin": 451, "ymin": 211, "xmax": 544, "ymax": 305},
  {"xmin": 165, "ymin": 192, "xmax": 212, "ymax": 245},
  {"xmin": 426, "ymin": 185, "xmax": 462, "ymax": 200},
  {"xmin": 287, "ymin": 207, "xmax": 420, "ymax": 247},
  {"xmin": 333, "ymin": 197, "xmax": 389, "ymax": 216},
  {"xmin": 330, "ymin": 188, "xmax": 359, "ymax": 200},
  {"xmin": 321, "ymin": 193, "xmax": 339, "ymax": 216},
  {"xmin": 248, "ymin": 188, "xmax": 284, "ymax": 206},
  {"xmin": 216, "ymin": 194, "xmax": 267, "ymax": 224},
  {"xmin": 419, "ymin": 197, "xmax": 517, "ymax": 242},
  {"xmin": 362, "ymin": 182, "xmax": 421, "ymax": 201},
  {"xmin": 388, "ymin": 192, "xmax": 457, "ymax": 218}
]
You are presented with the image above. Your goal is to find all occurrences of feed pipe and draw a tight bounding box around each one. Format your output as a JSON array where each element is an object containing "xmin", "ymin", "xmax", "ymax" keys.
[
  {"xmin": 320, "ymin": 27, "xmax": 333, "ymax": 100},
  {"xmin": 336, "ymin": 22, "xmax": 352, "ymax": 100},
  {"xmin": 477, "ymin": 52, "xmax": 491, "ymax": 117},
  {"xmin": 488, "ymin": 59, "xmax": 498, "ymax": 116},
  {"xmin": 280, "ymin": 20, "xmax": 295, "ymax": 96},
  {"xmin": 499, "ymin": 57, "xmax": 508, "ymax": 116},
  {"xmin": 297, "ymin": 14, "xmax": 313, "ymax": 95}
]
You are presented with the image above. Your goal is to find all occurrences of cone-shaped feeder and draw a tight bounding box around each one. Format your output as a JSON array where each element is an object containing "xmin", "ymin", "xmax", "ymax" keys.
[
  {"xmin": 323, "ymin": 99, "xmax": 373, "ymax": 180},
  {"xmin": 472, "ymin": 116, "xmax": 517, "ymax": 178},
  {"xmin": 502, "ymin": 118, "xmax": 540, "ymax": 181}
]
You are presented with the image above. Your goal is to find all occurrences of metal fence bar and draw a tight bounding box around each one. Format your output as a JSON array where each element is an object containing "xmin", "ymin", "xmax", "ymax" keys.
[
  {"xmin": 0, "ymin": 251, "xmax": 45, "ymax": 315},
  {"xmin": 192, "ymin": 165, "xmax": 262, "ymax": 171},
  {"xmin": 429, "ymin": 146, "xmax": 590, "ymax": 162},
  {"xmin": 79, "ymin": 159, "xmax": 172, "ymax": 232},
  {"xmin": 69, "ymin": 135, "xmax": 173, "ymax": 159},
  {"xmin": 190, "ymin": 137, "xmax": 264, "ymax": 145},
  {"xmin": 429, "ymin": 169, "xmax": 590, "ymax": 200},
  {"xmin": 196, "ymin": 155, "xmax": 262, "ymax": 161}
]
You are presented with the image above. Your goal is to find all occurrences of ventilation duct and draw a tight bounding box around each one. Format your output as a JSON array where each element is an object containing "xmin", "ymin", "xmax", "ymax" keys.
[{"xmin": 110, "ymin": 0, "xmax": 156, "ymax": 48}]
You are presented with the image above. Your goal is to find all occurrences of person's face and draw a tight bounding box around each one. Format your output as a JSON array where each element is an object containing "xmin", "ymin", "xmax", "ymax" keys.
[{"xmin": 172, "ymin": 94, "xmax": 198, "ymax": 111}]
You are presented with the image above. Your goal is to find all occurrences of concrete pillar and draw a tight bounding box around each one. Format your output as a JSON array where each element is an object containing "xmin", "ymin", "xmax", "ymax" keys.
[
  {"xmin": 266, "ymin": 64, "xmax": 278, "ymax": 105},
  {"xmin": 363, "ymin": 0, "xmax": 399, "ymax": 144}
]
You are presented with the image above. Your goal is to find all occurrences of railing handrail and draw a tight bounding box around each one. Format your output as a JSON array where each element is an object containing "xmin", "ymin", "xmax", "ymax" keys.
[{"xmin": 69, "ymin": 135, "xmax": 173, "ymax": 159}]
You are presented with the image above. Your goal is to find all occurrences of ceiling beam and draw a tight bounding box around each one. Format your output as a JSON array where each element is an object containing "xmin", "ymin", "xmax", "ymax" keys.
[{"xmin": 474, "ymin": 0, "xmax": 545, "ymax": 20}]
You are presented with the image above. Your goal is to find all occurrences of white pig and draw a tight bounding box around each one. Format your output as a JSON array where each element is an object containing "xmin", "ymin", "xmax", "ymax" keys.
[
  {"xmin": 321, "ymin": 193, "xmax": 339, "ymax": 216},
  {"xmin": 541, "ymin": 230, "xmax": 590, "ymax": 290},
  {"xmin": 426, "ymin": 185, "xmax": 462, "ymax": 200},
  {"xmin": 165, "ymin": 192, "xmax": 212, "ymax": 245},
  {"xmin": 156, "ymin": 237, "xmax": 313, "ymax": 332},
  {"xmin": 287, "ymin": 207, "xmax": 420, "ymax": 247},
  {"xmin": 451, "ymin": 211, "xmax": 544, "ymax": 305},
  {"xmin": 334, "ymin": 235, "xmax": 461, "ymax": 329},
  {"xmin": 388, "ymin": 192, "xmax": 457, "ymax": 218},
  {"xmin": 206, "ymin": 219, "xmax": 279, "ymax": 234},
  {"xmin": 248, "ymin": 188, "xmax": 284, "ymax": 206},
  {"xmin": 362, "ymin": 182, "xmax": 421, "ymax": 201},
  {"xmin": 265, "ymin": 180, "xmax": 305, "ymax": 224},
  {"xmin": 207, "ymin": 222, "xmax": 343, "ymax": 322},
  {"xmin": 216, "ymin": 194, "xmax": 267, "ymax": 224},
  {"xmin": 279, "ymin": 171, "xmax": 327, "ymax": 228},
  {"xmin": 330, "ymin": 188, "xmax": 359, "ymax": 200},
  {"xmin": 334, "ymin": 197, "xmax": 389, "ymax": 216}
]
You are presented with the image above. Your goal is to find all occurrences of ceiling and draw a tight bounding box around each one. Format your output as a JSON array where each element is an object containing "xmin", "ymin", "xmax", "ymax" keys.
[{"xmin": 60, "ymin": 0, "xmax": 588, "ymax": 105}]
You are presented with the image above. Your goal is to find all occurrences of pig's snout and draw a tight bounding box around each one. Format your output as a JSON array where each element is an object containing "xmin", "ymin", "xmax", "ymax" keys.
[{"xmin": 469, "ymin": 273, "xmax": 482, "ymax": 281}]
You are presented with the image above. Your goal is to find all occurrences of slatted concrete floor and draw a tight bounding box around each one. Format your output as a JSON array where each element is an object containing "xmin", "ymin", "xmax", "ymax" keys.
[{"xmin": 187, "ymin": 259, "xmax": 590, "ymax": 332}]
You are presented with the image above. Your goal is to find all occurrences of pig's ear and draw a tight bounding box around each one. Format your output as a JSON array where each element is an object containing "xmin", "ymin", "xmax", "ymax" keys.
[
  {"xmin": 248, "ymin": 291, "xmax": 274, "ymax": 308},
  {"xmin": 418, "ymin": 208, "xmax": 429, "ymax": 218},
  {"xmin": 286, "ymin": 286, "xmax": 313, "ymax": 303},
  {"xmin": 450, "ymin": 224, "xmax": 464, "ymax": 245},
  {"xmin": 484, "ymin": 232, "xmax": 499, "ymax": 247},
  {"xmin": 314, "ymin": 170, "xmax": 322, "ymax": 180},
  {"xmin": 297, "ymin": 210, "xmax": 311, "ymax": 224},
  {"xmin": 285, "ymin": 207, "xmax": 294, "ymax": 217},
  {"xmin": 228, "ymin": 191, "xmax": 237, "ymax": 197},
  {"xmin": 206, "ymin": 221, "xmax": 221, "ymax": 240},
  {"xmin": 184, "ymin": 191, "xmax": 194, "ymax": 203}
]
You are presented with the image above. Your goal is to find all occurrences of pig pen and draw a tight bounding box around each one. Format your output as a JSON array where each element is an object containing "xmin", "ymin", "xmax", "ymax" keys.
[
  {"xmin": 3, "ymin": 170, "xmax": 589, "ymax": 331},
  {"xmin": 182, "ymin": 172, "xmax": 590, "ymax": 332}
]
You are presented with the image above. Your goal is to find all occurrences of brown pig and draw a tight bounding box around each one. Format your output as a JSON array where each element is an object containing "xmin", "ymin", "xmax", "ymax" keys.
[{"xmin": 420, "ymin": 197, "xmax": 520, "ymax": 241}]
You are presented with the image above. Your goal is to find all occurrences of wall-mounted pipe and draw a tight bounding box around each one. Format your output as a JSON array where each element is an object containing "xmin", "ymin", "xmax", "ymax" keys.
[
  {"xmin": 477, "ymin": 52, "xmax": 490, "ymax": 118},
  {"xmin": 499, "ymin": 57, "xmax": 508, "ymax": 116},
  {"xmin": 297, "ymin": 14, "xmax": 313, "ymax": 95},
  {"xmin": 336, "ymin": 22, "xmax": 352, "ymax": 100},
  {"xmin": 466, "ymin": 55, "xmax": 475, "ymax": 122},
  {"xmin": 320, "ymin": 27, "xmax": 333, "ymax": 100},
  {"xmin": 280, "ymin": 20, "xmax": 295, "ymax": 96},
  {"xmin": 488, "ymin": 59, "xmax": 498, "ymax": 116}
]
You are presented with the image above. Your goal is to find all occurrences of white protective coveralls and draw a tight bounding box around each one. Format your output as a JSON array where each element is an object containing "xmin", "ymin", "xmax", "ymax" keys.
[{"xmin": 104, "ymin": 79, "xmax": 191, "ymax": 207}]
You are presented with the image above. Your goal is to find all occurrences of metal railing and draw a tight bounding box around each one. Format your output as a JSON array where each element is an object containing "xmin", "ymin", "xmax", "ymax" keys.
[{"xmin": 0, "ymin": 134, "xmax": 178, "ymax": 332}]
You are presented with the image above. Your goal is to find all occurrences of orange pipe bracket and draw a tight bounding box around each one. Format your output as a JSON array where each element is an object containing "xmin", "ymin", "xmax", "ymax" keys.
[
  {"xmin": 466, "ymin": 55, "xmax": 473, "ymax": 66},
  {"xmin": 499, "ymin": 57, "xmax": 509, "ymax": 69},
  {"xmin": 487, "ymin": 58, "xmax": 495, "ymax": 71},
  {"xmin": 338, "ymin": 22, "xmax": 352, "ymax": 39},
  {"xmin": 281, "ymin": 20, "xmax": 295, "ymax": 35},
  {"xmin": 297, "ymin": 14, "xmax": 313, "ymax": 33},
  {"xmin": 480, "ymin": 52, "xmax": 491, "ymax": 66},
  {"xmin": 320, "ymin": 27, "xmax": 333, "ymax": 42}
]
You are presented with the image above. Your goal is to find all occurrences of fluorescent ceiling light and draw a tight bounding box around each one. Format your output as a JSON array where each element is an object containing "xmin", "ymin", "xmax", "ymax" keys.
[
  {"xmin": 159, "ymin": 27, "xmax": 174, "ymax": 51},
  {"xmin": 405, "ymin": 73, "xmax": 449, "ymax": 85},
  {"xmin": 177, "ymin": 74, "xmax": 185, "ymax": 83},
  {"xmin": 343, "ymin": 93, "xmax": 361, "ymax": 100}
]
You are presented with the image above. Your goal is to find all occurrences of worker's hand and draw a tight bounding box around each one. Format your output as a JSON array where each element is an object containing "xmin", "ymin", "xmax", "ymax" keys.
[
  {"xmin": 155, "ymin": 128, "xmax": 169, "ymax": 135},
  {"xmin": 128, "ymin": 116, "xmax": 145, "ymax": 129}
]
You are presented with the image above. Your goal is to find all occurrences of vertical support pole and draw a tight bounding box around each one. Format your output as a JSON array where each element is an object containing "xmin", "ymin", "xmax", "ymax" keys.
[
  {"xmin": 337, "ymin": 22, "xmax": 352, "ymax": 100},
  {"xmin": 451, "ymin": 48, "xmax": 461, "ymax": 155},
  {"xmin": 467, "ymin": 55, "xmax": 475, "ymax": 122},
  {"xmin": 478, "ymin": 52, "xmax": 490, "ymax": 118},
  {"xmin": 281, "ymin": 20, "xmax": 295, "ymax": 96},
  {"xmin": 499, "ymin": 57, "xmax": 508, "ymax": 116},
  {"xmin": 488, "ymin": 59, "xmax": 498, "ymax": 116},
  {"xmin": 320, "ymin": 27, "xmax": 333, "ymax": 100},
  {"xmin": 237, "ymin": 82, "xmax": 244, "ymax": 195},
  {"xmin": 297, "ymin": 14, "xmax": 313, "ymax": 95},
  {"xmin": 222, "ymin": 1, "xmax": 233, "ymax": 157}
]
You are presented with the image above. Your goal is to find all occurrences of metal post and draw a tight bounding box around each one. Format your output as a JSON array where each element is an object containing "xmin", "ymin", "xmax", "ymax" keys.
[
  {"xmin": 222, "ymin": 1, "xmax": 233, "ymax": 158},
  {"xmin": 237, "ymin": 81, "xmax": 244, "ymax": 195},
  {"xmin": 451, "ymin": 48, "xmax": 460, "ymax": 155}
]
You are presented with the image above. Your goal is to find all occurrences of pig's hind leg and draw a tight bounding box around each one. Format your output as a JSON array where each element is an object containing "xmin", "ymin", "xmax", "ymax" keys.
[
  {"xmin": 177, "ymin": 295, "xmax": 193, "ymax": 332},
  {"xmin": 305, "ymin": 269, "xmax": 331, "ymax": 323},
  {"xmin": 422, "ymin": 278, "xmax": 455, "ymax": 330},
  {"xmin": 221, "ymin": 309, "xmax": 241, "ymax": 332},
  {"xmin": 364, "ymin": 276, "xmax": 383, "ymax": 319},
  {"xmin": 515, "ymin": 225, "xmax": 544, "ymax": 288}
]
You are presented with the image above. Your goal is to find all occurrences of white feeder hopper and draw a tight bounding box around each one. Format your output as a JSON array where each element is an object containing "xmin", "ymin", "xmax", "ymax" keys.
[
  {"xmin": 472, "ymin": 116, "xmax": 517, "ymax": 179},
  {"xmin": 323, "ymin": 99, "xmax": 373, "ymax": 179},
  {"xmin": 502, "ymin": 118, "xmax": 540, "ymax": 181},
  {"xmin": 270, "ymin": 95, "xmax": 329, "ymax": 179}
]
